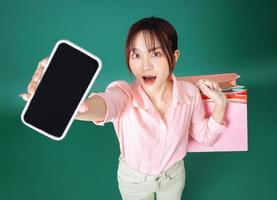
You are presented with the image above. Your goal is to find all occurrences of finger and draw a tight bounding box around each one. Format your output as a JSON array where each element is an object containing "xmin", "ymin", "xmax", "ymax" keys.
[
  {"xmin": 199, "ymin": 79, "xmax": 213, "ymax": 89},
  {"xmin": 198, "ymin": 82, "xmax": 211, "ymax": 95},
  {"xmin": 196, "ymin": 82, "xmax": 206, "ymax": 92},
  {"xmin": 37, "ymin": 57, "xmax": 49, "ymax": 69},
  {"xmin": 214, "ymin": 82, "xmax": 221, "ymax": 90},
  {"xmin": 211, "ymin": 81, "xmax": 221, "ymax": 91},
  {"xmin": 78, "ymin": 103, "xmax": 88, "ymax": 113},
  {"xmin": 19, "ymin": 93, "xmax": 31, "ymax": 101},
  {"xmin": 27, "ymin": 81, "xmax": 38, "ymax": 94},
  {"xmin": 205, "ymin": 80, "xmax": 219, "ymax": 90},
  {"xmin": 212, "ymin": 81, "xmax": 218, "ymax": 90},
  {"xmin": 32, "ymin": 58, "xmax": 48, "ymax": 82},
  {"xmin": 32, "ymin": 66, "xmax": 44, "ymax": 82}
]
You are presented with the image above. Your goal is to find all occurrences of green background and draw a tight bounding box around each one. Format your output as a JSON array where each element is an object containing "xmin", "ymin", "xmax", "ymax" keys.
[{"xmin": 1, "ymin": 0, "xmax": 276, "ymax": 199}]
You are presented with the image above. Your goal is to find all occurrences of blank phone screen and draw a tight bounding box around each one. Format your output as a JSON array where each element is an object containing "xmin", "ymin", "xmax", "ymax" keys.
[{"xmin": 23, "ymin": 42, "xmax": 100, "ymax": 138}]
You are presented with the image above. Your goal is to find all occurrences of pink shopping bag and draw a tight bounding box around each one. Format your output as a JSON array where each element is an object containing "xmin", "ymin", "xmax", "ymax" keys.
[{"xmin": 178, "ymin": 73, "xmax": 248, "ymax": 152}]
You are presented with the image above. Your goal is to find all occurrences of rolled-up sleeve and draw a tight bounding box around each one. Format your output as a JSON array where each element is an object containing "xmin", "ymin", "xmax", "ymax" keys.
[
  {"xmin": 189, "ymin": 87, "xmax": 227, "ymax": 147},
  {"xmin": 89, "ymin": 81, "xmax": 131, "ymax": 126}
]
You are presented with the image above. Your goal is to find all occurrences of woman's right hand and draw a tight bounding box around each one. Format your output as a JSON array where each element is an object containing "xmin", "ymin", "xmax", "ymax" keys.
[{"xmin": 19, "ymin": 57, "xmax": 49, "ymax": 101}]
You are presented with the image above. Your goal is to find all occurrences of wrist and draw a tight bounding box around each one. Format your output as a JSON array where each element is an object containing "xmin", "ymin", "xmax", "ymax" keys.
[{"xmin": 214, "ymin": 97, "xmax": 227, "ymax": 107}]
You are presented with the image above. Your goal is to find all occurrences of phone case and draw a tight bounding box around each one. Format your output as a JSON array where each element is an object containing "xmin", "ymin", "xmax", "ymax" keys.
[{"xmin": 21, "ymin": 39, "xmax": 102, "ymax": 140}]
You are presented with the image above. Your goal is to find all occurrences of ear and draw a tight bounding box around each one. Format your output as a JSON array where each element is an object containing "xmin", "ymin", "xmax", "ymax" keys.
[{"xmin": 173, "ymin": 50, "xmax": 180, "ymax": 63}]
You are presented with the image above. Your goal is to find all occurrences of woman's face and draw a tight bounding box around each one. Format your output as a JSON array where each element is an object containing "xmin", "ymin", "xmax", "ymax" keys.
[{"xmin": 129, "ymin": 31, "xmax": 171, "ymax": 93}]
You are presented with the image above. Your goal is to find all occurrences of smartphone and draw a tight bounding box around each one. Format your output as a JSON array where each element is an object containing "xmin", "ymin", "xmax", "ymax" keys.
[{"xmin": 21, "ymin": 39, "xmax": 102, "ymax": 140}]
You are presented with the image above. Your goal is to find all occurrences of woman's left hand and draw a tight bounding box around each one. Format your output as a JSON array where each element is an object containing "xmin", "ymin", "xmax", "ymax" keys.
[{"xmin": 196, "ymin": 79, "xmax": 227, "ymax": 105}]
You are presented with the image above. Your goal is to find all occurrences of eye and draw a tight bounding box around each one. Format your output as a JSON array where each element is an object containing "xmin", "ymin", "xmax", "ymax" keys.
[
  {"xmin": 152, "ymin": 51, "xmax": 162, "ymax": 57},
  {"xmin": 131, "ymin": 53, "xmax": 140, "ymax": 59}
]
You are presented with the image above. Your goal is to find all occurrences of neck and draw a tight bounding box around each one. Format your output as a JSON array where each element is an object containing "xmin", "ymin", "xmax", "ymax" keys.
[{"xmin": 146, "ymin": 79, "xmax": 173, "ymax": 105}]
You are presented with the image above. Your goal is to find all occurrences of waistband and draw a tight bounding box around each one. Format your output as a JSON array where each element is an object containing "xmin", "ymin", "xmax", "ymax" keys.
[{"xmin": 118, "ymin": 156, "xmax": 184, "ymax": 182}]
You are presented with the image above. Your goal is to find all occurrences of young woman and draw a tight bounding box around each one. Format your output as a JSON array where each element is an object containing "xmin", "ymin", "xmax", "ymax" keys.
[{"xmin": 20, "ymin": 17, "xmax": 227, "ymax": 200}]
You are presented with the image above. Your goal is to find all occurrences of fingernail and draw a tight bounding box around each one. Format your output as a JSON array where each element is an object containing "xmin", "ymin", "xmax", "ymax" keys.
[
  {"xmin": 20, "ymin": 94, "xmax": 28, "ymax": 101},
  {"xmin": 41, "ymin": 60, "xmax": 46, "ymax": 66},
  {"xmin": 79, "ymin": 106, "xmax": 88, "ymax": 113}
]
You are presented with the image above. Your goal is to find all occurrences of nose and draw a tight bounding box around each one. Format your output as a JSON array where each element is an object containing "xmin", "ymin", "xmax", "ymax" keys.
[{"xmin": 141, "ymin": 56, "xmax": 153, "ymax": 71}]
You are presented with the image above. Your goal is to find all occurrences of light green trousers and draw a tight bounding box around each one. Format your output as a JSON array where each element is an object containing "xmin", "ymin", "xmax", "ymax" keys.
[{"xmin": 117, "ymin": 157, "xmax": 185, "ymax": 200}]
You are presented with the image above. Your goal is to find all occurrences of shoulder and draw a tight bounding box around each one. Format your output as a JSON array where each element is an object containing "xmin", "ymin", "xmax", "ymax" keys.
[
  {"xmin": 106, "ymin": 80, "xmax": 131, "ymax": 90},
  {"xmin": 105, "ymin": 80, "xmax": 134, "ymax": 98},
  {"xmin": 176, "ymin": 79, "xmax": 200, "ymax": 98}
]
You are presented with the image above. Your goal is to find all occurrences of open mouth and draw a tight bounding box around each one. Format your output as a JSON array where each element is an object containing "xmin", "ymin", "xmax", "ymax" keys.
[{"xmin": 142, "ymin": 75, "xmax": 156, "ymax": 85}]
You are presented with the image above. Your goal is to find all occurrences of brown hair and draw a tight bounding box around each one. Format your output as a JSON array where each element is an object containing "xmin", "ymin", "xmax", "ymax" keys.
[{"xmin": 125, "ymin": 17, "xmax": 178, "ymax": 74}]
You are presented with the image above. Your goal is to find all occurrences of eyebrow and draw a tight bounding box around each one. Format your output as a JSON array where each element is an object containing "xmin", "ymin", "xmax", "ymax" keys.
[{"xmin": 131, "ymin": 47, "xmax": 162, "ymax": 53}]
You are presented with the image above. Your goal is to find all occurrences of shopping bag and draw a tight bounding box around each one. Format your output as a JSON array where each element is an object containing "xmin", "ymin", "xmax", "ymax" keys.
[{"xmin": 178, "ymin": 73, "xmax": 248, "ymax": 152}]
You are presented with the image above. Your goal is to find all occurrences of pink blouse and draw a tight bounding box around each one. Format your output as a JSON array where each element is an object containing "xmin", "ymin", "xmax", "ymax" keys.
[{"xmin": 90, "ymin": 74, "xmax": 226, "ymax": 175}]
